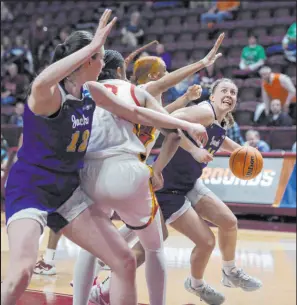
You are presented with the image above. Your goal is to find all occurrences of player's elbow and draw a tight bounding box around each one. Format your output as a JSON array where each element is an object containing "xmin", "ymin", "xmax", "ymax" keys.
[
  {"xmin": 166, "ymin": 129, "xmax": 182, "ymax": 144},
  {"xmin": 31, "ymin": 78, "xmax": 46, "ymax": 95}
]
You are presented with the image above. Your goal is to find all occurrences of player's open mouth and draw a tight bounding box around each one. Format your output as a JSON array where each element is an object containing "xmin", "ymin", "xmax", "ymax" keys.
[{"xmin": 222, "ymin": 98, "xmax": 232, "ymax": 105}]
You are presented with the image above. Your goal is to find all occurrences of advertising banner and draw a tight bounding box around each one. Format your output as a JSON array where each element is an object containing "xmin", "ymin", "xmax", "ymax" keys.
[
  {"xmin": 199, "ymin": 157, "xmax": 283, "ymax": 205},
  {"xmin": 280, "ymin": 163, "xmax": 296, "ymax": 208}
]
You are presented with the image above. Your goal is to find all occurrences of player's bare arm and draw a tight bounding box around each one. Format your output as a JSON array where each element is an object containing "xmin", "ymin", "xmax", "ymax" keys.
[
  {"xmin": 87, "ymin": 81, "xmax": 203, "ymax": 140},
  {"xmin": 144, "ymin": 33, "xmax": 224, "ymax": 97},
  {"xmin": 165, "ymin": 85, "xmax": 202, "ymax": 114},
  {"xmin": 138, "ymin": 86, "xmax": 208, "ymax": 146},
  {"xmin": 29, "ymin": 9, "xmax": 116, "ymax": 116},
  {"xmin": 220, "ymin": 136, "xmax": 242, "ymax": 153}
]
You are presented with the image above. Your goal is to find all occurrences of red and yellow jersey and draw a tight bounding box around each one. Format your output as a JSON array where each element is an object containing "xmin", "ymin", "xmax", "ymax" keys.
[
  {"xmin": 85, "ymin": 79, "xmax": 146, "ymax": 160},
  {"xmin": 137, "ymin": 82, "xmax": 162, "ymax": 159}
]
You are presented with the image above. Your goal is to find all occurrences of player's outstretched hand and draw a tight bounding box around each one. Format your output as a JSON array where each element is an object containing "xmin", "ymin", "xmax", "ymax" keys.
[
  {"xmin": 187, "ymin": 123, "xmax": 208, "ymax": 148},
  {"xmin": 91, "ymin": 9, "xmax": 117, "ymax": 52},
  {"xmin": 202, "ymin": 33, "xmax": 225, "ymax": 67}
]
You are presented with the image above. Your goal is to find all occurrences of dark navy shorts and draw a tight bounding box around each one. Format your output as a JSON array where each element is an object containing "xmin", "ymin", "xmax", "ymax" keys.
[
  {"xmin": 155, "ymin": 191, "xmax": 191, "ymax": 224},
  {"xmin": 5, "ymin": 161, "xmax": 93, "ymax": 233},
  {"xmin": 156, "ymin": 179, "xmax": 214, "ymax": 224}
]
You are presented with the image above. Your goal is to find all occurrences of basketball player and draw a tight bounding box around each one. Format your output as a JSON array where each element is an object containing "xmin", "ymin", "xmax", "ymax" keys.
[
  {"xmin": 2, "ymin": 10, "xmax": 116, "ymax": 305},
  {"xmin": 90, "ymin": 79, "xmax": 262, "ymax": 305},
  {"xmin": 34, "ymin": 40, "xmax": 160, "ymax": 277},
  {"xmin": 154, "ymin": 78, "xmax": 262, "ymax": 304},
  {"xmin": 72, "ymin": 48, "xmax": 212, "ymax": 305},
  {"xmin": 1, "ymin": 10, "xmax": 209, "ymax": 305},
  {"xmin": 87, "ymin": 35, "xmax": 226, "ymax": 304},
  {"xmin": 34, "ymin": 34, "xmax": 219, "ymax": 277}
]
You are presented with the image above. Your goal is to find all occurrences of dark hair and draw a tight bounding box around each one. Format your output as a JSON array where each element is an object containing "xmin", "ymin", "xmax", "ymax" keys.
[
  {"xmin": 209, "ymin": 78, "xmax": 237, "ymax": 128},
  {"xmin": 98, "ymin": 49, "xmax": 125, "ymax": 81},
  {"xmin": 249, "ymin": 33, "xmax": 258, "ymax": 40},
  {"xmin": 51, "ymin": 30, "xmax": 93, "ymax": 64}
]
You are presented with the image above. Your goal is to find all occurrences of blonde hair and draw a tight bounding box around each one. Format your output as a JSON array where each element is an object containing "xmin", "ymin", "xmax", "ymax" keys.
[
  {"xmin": 210, "ymin": 78, "xmax": 237, "ymax": 128},
  {"xmin": 133, "ymin": 56, "xmax": 164, "ymax": 84},
  {"xmin": 224, "ymin": 112, "xmax": 235, "ymax": 128}
]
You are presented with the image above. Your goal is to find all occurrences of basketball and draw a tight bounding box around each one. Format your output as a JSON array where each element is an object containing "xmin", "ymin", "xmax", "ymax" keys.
[{"xmin": 229, "ymin": 146, "xmax": 263, "ymax": 180}]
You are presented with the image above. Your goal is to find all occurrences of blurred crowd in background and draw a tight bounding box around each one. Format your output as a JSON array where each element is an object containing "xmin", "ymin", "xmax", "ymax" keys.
[{"xmin": 1, "ymin": 1, "xmax": 296, "ymax": 170}]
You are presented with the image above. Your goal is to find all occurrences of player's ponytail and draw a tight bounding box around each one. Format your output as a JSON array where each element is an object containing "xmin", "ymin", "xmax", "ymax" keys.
[
  {"xmin": 223, "ymin": 112, "xmax": 235, "ymax": 128},
  {"xmin": 51, "ymin": 30, "xmax": 94, "ymax": 64}
]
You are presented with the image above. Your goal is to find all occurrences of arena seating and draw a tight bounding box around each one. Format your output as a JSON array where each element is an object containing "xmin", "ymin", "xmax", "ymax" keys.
[{"xmin": 1, "ymin": 1, "xmax": 296, "ymax": 150}]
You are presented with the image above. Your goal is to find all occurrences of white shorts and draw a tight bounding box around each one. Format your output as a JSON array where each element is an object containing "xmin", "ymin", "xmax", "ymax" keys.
[
  {"xmin": 165, "ymin": 179, "xmax": 213, "ymax": 225},
  {"xmin": 80, "ymin": 154, "xmax": 158, "ymax": 230},
  {"xmin": 186, "ymin": 178, "xmax": 213, "ymax": 207}
]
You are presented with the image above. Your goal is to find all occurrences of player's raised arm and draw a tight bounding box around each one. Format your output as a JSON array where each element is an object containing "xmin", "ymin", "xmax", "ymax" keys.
[
  {"xmin": 124, "ymin": 40, "xmax": 159, "ymax": 69},
  {"xmin": 30, "ymin": 9, "xmax": 116, "ymax": 111},
  {"xmin": 144, "ymin": 33, "xmax": 224, "ymax": 97},
  {"xmin": 165, "ymin": 85, "xmax": 202, "ymax": 114}
]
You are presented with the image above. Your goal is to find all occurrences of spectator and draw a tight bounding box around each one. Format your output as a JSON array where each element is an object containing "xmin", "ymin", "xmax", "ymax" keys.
[
  {"xmin": 1, "ymin": 63, "xmax": 30, "ymax": 104},
  {"xmin": 30, "ymin": 16, "xmax": 49, "ymax": 70},
  {"xmin": 266, "ymin": 99, "xmax": 293, "ymax": 127},
  {"xmin": 1, "ymin": 81, "xmax": 15, "ymax": 105},
  {"xmin": 257, "ymin": 66, "xmax": 296, "ymax": 122},
  {"xmin": 200, "ymin": 1, "xmax": 240, "ymax": 25},
  {"xmin": 2, "ymin": 36, "xmax": 12, "ymax": 52},
  {"xmin": 59, "ymin": 26, "xmax": 72, "ymax": 43},
  {"xmin": 292, "ymin": 142, "xmax": 296, "ymax": 152},
  {"xmin": 282, "ymin": 22, "xmax": 296, "ymax": 63},
  {"xmin": 1, "ymin": 134, "xmax": 9, "ymax": 172},
  {"xmin": 245, "ymin": 130, "xmax": 270, "ymax": 152},
  {"xmin": 239, "ymin": 34, "xmax": 266, "ymax": 74},
  {"xmin": 266, "ymin": 22, "xmax": 296, "ymax": 63},
  {"xmin": 2, "ymin": 35, "xmax": 34, "ymax": 76},
  {"xmin": 162, "ymin": 86, "xmax": 181, "ymax": 105},
  {"xmin": 8, "ymin": 102, "xmax": 24, "ymax": 127},
  {"xmin": 226, "ymin": 121, "xmax": 245, "ymax": 145},
  {"xmin": 175, "ymin": 73, "xmax": 200, "ymax": 98},
  {"xmin": 197, "ymin": 62, "xmax": 223, "ymax": 102},
  {"xmin": 121, "ymin": 11, "xmax": 144, "ymax": 47},
  {"xmin": 154, "ymin": 44, "xmax": 171, "ymax": 70},
  {"xmin": 139, "ymin": 51, "xmax": 150, "ymax": 58}
]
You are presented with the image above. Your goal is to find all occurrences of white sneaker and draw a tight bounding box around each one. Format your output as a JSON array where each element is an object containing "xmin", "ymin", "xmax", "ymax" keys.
[
  {"xmin": 33, "ymin": 257, "xmax": 56, "ymax": 275},
  {"xmin": 184, "ymin": 277, "xmax": 225, "ymax": 305},
  {"xmin": 89, "ymin": 284, "xmax": 110, "ymax": 305},
  {"xmin": 222, "ymin": 268, "xmax": 262, "ymax": 291}
]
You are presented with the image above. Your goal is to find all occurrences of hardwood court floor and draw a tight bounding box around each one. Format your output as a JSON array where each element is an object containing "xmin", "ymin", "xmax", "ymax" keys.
[{"xmin": 1, "ymin": 214, "xmax": 296, "ymax": 305}]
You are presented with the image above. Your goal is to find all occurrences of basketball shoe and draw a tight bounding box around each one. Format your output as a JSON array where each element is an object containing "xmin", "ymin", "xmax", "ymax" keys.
[
  {"xmin": 221, "ymin": 268, "xmax": 262, "ymax": 291},
  {"xmin": 184, "ymin": 277, "xmax": 225, "ymax": 305},
  {"xmin": 33, "ymin": 257, "xmax": 56, "ymax": 275},
  {"xmin": 88, "ymin": 283, "xmax": 110, "ymax": 305}
]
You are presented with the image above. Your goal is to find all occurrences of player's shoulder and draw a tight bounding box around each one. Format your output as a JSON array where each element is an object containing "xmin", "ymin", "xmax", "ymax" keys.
[
  {"xmin": 100, "ymin": 79, "xmax": 130, "ymax": 86},
  {"xmin": 194, "ymin": 101, "xmax": 216, "ymax": 125},
  {"xmin": 195, "ymin": 101, "xmax": 214, "ymax": 114},
  {"xmin": 137, "ymin": 81, "xmax": 154, "ymax": 91}
]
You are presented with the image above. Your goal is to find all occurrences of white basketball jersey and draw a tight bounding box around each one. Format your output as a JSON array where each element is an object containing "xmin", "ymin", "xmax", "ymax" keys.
[
  {"xmin": 85, "ymin": 79, "xmax": 146, "ymax": 160},
  {"xmin": 137, "ymin": 82, "xmax": 161, "ymax": 158}
]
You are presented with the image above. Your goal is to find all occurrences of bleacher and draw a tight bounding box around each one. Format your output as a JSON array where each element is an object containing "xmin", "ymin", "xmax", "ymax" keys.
[{"xmin": 1, "ymin": 1, "xmax": 296, "ymax": 150}]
